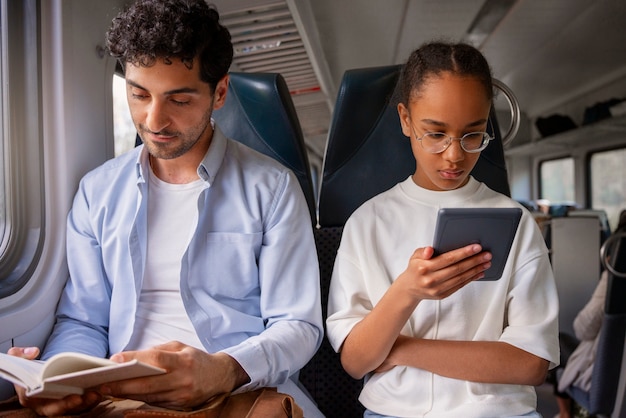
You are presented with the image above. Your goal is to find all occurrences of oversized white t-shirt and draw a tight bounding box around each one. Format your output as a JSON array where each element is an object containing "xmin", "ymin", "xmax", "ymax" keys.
[{"xmin": 326, "ymin": 176, "xmax": 560, "ymax": 418}]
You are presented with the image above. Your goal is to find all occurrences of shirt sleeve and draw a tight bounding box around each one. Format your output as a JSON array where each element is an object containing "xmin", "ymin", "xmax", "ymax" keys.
[
  {"xmin": 498, "ymin": 216, "xmax": 561, "ymax": 369},
  {"xmin": 42, "ymin": 177, "xmax": 112, "ymax": 360},
  {"xmin": 221, "ymin": 171, "xmax": 323, "ymax": 390},
  {"xmin": 573, "ymin": 271, "xmax": 607, "ymax": 341}
]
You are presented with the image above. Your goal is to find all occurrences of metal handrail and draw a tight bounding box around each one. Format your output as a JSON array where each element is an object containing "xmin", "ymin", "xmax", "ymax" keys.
[
  {"xmin": 600, "ymin": 231, "xmax": 626, "ymax": 279},
  {"xmin": 493, "ymin": 78, "xmax": 521, "ymax": 147}
]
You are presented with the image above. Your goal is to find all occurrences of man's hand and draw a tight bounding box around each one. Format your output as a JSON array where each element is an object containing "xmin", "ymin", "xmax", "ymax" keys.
[
  {"xmin": 99, "ymin": 341, "xmax": 250, "ymax": 410},
  {"xmin": 7, "ymin": 347, "xmax": 103, "ymax": 417}
]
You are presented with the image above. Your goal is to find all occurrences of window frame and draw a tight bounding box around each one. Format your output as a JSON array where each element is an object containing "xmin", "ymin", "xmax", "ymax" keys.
[{"xmin": 0, "ymin": 0, "xmax": 45, "ymax": 298}]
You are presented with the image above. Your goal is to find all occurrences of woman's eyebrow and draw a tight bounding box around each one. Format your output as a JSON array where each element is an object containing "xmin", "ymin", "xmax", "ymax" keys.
[
  {"xmin": 419, "ymin": 118, "xmax": 446, "ymax": 128},
  {"xmin": 467, "ymin": 118, "xmax": 489, "ymax": 128},
  {"xmin": 420, "ymin": 118, "xmax": 488, "ymax": 129}
]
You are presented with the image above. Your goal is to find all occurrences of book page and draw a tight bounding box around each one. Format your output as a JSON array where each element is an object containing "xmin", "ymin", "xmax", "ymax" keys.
[
  {"xmin": 40, "ymin": 352, "xmax": 117, "ymax": 380},
  {"xmin": 0, "ymin": 353, "xmax": 43, "ymax": 390},
  {"xmin": 31, "ymin": 359, "xmax": 165, "ymax": 399},
  {"xmin": 0, "ymin": 352, "xmax": 165, "ymax": 399}
]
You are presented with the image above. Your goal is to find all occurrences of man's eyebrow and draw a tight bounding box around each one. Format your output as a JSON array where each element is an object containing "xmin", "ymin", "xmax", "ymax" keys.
[
  {"xmin": 126, "ymin": 79, "xmax": 199, "ymax": 95},
  {"xmin": 164, "ymin": 87, "xmax": 200, "ymax": 95}
]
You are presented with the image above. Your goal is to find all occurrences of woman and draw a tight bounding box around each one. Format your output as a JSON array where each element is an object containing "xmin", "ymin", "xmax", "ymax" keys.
[{"xmin": 326, "ymin": 41, "xmax": 560, "ymax": 417}]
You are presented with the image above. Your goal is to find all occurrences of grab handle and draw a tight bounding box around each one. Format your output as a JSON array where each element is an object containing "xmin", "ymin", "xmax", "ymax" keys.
[{"xmin": 493, "ymin": 78, "xmax": 521, "ymax": 148}]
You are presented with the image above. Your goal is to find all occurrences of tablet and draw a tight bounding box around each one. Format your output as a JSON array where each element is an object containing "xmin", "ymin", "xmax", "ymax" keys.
[{"xmin": 432, "ymin": 207, "xmax": 523, "ymax": 281}]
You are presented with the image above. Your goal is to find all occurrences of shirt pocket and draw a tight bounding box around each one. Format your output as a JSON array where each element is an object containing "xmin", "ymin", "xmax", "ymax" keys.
[{"xmin": 197, "ymin": 232, "xmax": 263, "ymax": 300}]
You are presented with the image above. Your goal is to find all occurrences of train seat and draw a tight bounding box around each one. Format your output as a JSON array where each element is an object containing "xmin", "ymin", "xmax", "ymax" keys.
[
  {"xmin": 567, "ymin": 230, "xmax": 626, "ymax": 417},
  {"xmin": 299, "ymin": 65, "xmax": 513, "ymax": 417},
  {"xmin": 212, "ymin": 72, "xmax": 317, "ymax": 224},
  {"xmin": 317, "ymin": 65, "xmax": 511, "ymax": 228},
  {"xmin": 567, "ymin": 209, "xmax": 612, "ymax": 245}
]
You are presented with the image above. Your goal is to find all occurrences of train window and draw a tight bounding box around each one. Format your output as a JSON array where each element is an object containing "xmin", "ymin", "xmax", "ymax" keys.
[
  {"xmin": 0, "ymin": 0, "xmax": 44, "ymax": 297},
  {"xmin": 539, "ymin": 157, "xmax": 575, "ymax": 203},
  {"xmin": 112, "ymin": 73, "xmax": 136, "ymax": 156},
  {"xmin": 590, "ymin": 147, "xmax": 626, "ymax": 230},
  {"xmin": 0, "ymin": 11, "xmax": 5, "ymax": 248}
]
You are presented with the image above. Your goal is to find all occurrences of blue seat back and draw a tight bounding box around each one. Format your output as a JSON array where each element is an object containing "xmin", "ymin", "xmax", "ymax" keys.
[
  {"xmin": 570, "ymin": 230, "xmax": 626, "ymax": 415},
  {"xmin": 212, "ymin": 72, "xmax": 316, "ymax": 224},
  {"xmin": 317, "ymin": 65, "xmax": 510, "ymax": 227}
]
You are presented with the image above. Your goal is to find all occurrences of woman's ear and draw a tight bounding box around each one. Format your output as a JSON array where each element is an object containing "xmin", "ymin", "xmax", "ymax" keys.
[{"xmin": 397, "ymin": 102, "xmax": 412, "ymax": 138}]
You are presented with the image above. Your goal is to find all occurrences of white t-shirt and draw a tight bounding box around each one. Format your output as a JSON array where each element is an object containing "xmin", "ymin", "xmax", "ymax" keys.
[
  {"xmin": 127, "ymin": 169, "xmax": 205, "ymax": 351},
  {"xmin": 326, "ymin": 176, "xmax": 560, "ymax": 418}
]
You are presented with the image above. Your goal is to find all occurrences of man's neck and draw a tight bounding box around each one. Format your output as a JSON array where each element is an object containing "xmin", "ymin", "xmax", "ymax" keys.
[{"xmin": 149, "ymin": 153, "xmax": 201, "ymax": 184}]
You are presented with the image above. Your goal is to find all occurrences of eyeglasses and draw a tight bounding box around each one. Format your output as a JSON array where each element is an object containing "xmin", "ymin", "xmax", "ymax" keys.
[{"xmin": 409, "ymin": 123, "xmax": 493, "ymax": 154}]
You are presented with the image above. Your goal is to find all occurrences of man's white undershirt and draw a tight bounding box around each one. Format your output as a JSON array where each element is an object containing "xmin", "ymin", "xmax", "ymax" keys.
[{"xmin": 126, "ymin": 168, "xmax": 205, "ymax": 351}]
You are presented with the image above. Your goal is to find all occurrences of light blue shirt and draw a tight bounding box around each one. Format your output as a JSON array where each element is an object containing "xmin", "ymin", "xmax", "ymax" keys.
[{"xmin": 43, "ymin": 125, "xmax": 323, "ymax": 391}]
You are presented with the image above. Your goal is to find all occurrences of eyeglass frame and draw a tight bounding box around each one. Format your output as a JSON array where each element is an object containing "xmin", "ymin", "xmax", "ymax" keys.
[{"xmin": 408, "ymin": 117, "xmax": 494, "ymax": 154}]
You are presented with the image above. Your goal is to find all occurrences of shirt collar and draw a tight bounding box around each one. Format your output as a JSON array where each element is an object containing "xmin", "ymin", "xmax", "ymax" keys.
[
  {"xmin": 399, "ymin": 175, "xmax": 482, "ymax": 206},
  {"xmin": 197, "ymin": 122, "xmax": 227, "ymax": 186}
]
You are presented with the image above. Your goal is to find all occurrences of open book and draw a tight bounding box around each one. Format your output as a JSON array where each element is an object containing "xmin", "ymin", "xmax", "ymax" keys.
[{"xmin": 0, "ymin": 351, "xmax": 165, "ymax": 399}]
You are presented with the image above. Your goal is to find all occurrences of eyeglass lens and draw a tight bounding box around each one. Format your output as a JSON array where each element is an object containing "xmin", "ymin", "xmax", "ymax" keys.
[{"xmin": 421, "ymin": 132, "xmax": 489, "ymax": 153}]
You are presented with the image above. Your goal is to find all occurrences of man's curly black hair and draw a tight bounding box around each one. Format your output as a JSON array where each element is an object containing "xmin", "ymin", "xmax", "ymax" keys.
[{"xmin": 106, "ymin": 0, "xmax": 233, "ymax": 91}]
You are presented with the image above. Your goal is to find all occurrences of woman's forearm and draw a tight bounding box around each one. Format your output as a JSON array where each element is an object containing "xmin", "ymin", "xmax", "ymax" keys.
[{"xmin": 385, "ymin": 335, "xmax": 549, "ymax": 386}]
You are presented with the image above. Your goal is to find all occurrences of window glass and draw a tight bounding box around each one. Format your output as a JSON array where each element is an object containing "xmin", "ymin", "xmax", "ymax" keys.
[
  {"xmin": 590, "ymin": 147, "xmax": 626, "ymax": 230},
  {"xmin": 539, "ymin": 157, "xmax": 575, "ymax": 204},
  {"xmin": 112, "ymin": 73, "xmax": 136, "ymax": 156}
]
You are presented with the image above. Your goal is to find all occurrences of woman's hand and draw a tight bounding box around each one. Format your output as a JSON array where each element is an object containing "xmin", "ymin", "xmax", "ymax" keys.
[{"xmin": 395, "ymin": 244, "xmax": 491, "ymax": 301}]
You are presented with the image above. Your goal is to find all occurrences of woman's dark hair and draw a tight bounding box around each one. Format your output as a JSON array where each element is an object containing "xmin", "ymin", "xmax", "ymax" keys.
[
  {"xmin": 106, "ymin": 0, "xmax": 233, "ymax": 91},
  {"xmin": 399, "ymin": 41, "xmax": 493, "ymax": 105}
]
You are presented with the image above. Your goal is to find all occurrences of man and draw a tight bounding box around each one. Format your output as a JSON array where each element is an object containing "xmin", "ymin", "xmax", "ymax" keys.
[{"xmin": 8, "ymin": 0, "xmax": 323, "ymax": 416}]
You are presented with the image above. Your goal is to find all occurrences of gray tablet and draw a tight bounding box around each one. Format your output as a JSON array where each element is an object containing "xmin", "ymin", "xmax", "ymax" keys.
[{"xmin": 432, "ymin": 207, "xmax": 523, "ymax": 281}]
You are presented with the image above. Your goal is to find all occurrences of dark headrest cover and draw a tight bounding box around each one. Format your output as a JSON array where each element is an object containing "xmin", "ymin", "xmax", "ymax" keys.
[
  {"xmin": 318, "ymin": 65, "xmax": 511, "ymax": 227},
  {"xmin": 318, "ymin": 66, "xmax": 412, "ymax": 226},
  {"xmin": 213, "ymin": 72, "xmax": 316, "ymax": 223}
]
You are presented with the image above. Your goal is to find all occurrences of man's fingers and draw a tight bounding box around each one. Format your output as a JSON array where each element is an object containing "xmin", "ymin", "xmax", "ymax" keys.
[{"xmin": 7, "ymin": 347, "xmax": 40, "ymax": 360}]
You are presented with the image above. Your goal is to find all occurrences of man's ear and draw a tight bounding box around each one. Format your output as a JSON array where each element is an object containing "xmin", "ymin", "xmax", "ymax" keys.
[
  {"xmin": 213, "ymin": 75, "xmax": 229, "ymax": 110},
  {"xmin": 397, "ymin": 102, "xmax": 412, "ymax": 138}
]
